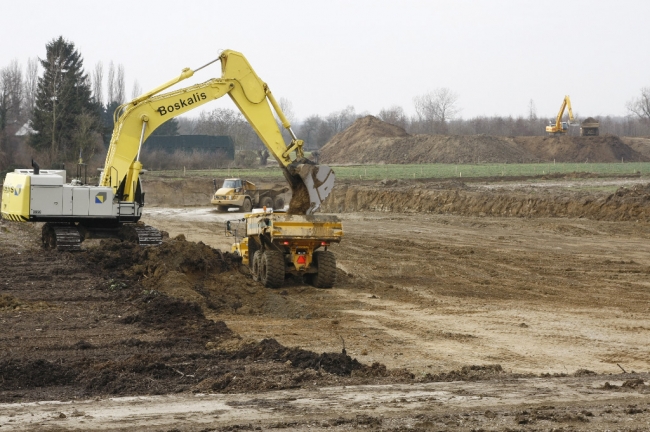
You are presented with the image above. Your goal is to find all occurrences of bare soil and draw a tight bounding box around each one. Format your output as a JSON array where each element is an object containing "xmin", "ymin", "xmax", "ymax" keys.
[
  {"xmin": 2, "ymin": 175, "xmax": 650, "ymax": 430},
  {"xmin": 319, "ymin": 116, "xmax": 649, "ymax": 164}
]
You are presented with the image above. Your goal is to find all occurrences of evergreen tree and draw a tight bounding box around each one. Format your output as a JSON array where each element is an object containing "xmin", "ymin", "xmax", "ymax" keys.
[
  {"xmin": 30, "ymin": 36, "xmax": 100, "ymax": 162},
  {"xmin": 150, "ymin": 117, "xmax": 179, "ymax": 136}
]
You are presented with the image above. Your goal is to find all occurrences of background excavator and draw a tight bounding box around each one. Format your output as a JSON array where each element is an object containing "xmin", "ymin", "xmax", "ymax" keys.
[
  {"xmin": 545, "ymin": 95, "xmax": 577, "ymax": 135},
  {"xmin": 1, "ymin": 50, "xmax": 335, "ymax": 250}
]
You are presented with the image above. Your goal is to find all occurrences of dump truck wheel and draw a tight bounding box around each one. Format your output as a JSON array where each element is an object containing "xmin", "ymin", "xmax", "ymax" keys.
[
  {"xmin": 274, "ymin": 197, "xmax": 285, "ymax": 210},
  {"xmin": 260, "ymin": 196, "xmax": 273, "ymax": 209},
  {"xmin": 242, "ymin": 198, "xmax": 252, "ymax": 212},
  {"xmin": 251, "ymin": 251, "xmax": 262, "ymax": 281},
  {"xmin": 260, "ymin": 250, "xmax": 285, "ymax": 288},
  {"xmin": 312, "ymin": 251, "xmax": 337, "ymax": 288}
]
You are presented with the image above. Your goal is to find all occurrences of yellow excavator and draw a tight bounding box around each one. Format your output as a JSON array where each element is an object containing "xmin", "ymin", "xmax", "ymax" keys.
[
  {"xmin": 546, "ymin": 95, "xmax": 577, "ymax": 135},
  {"xmin": 1, "ymin": 50, "xmax": 335, "ymax": 250}
]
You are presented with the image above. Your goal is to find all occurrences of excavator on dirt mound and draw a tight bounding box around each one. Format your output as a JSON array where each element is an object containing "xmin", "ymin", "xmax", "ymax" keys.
[
  {"xmin": 546, "ymin": 95, "xmax": 578, "ymax": 135},
  {"xmin": 1, "ymin": 50, "xmax": 335, "ymax": 250}
]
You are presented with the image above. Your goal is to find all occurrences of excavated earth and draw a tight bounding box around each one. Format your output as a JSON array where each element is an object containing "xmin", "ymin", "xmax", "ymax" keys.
[
  {"xmin": 319, "ymin": 116, "xmax": 650, "ymax": 164},
  {"xmin": 2, "ymin": 173, "xmax": 650, "ymax": 430}
]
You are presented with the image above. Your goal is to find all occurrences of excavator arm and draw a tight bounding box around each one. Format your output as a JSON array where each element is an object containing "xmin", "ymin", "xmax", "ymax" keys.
[
  {"xmin": 546, "ymin": 95, "xmax": 576, "ymax": 134},
  {"xmin": 100, "ymin": 50, "xmax": 333, "ymax": 214}
]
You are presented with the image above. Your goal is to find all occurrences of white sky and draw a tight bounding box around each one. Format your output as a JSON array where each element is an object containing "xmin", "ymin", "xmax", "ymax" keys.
[{"xmin": 2, "ymin": 0, "xmax": 648, "ymax": 121}]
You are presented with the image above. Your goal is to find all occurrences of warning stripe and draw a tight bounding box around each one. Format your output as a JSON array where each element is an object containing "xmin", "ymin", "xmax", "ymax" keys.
[{"xmin": 1, "ymin": 212, "xmax": 28, "ymax": 222}]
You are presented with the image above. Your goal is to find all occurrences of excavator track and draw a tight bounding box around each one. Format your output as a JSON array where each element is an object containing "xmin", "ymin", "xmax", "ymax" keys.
[
  {"xmin": 42, "ymin": 223, "xmax": 82, "ymax": 252},
  {"xmin": 126, "ymin": 224, "xmax": 163, "ymax": 246}
]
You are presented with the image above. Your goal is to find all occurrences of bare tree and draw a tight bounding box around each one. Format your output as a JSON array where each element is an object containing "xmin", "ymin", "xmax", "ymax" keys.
[
  {"xmin": 326, "ymin": 105, "xmax": 358, "ymax": 134},
  {"xmin": 92, "ymin": 61, "xmax": 103, "ymax": 106},
  {"xmin": 627, "ymin": 87, "xmax": 650, "ymax": 122},
  {"xmin": 195, "ymin": 108, "xmax": 260, "ymax": 150},
  {"xmin": 131, "ymin": 79, "xmax": 142, "ymax": 99},
  {"xmin": 24, "ymin": 57, "xmax": 39, "ymax": 118},
  {"xmin": 0, "ymin": 60, "xmax": 24, "ymax": 130},
  {"xmin": 106, "ymin": 61, "xmax": 115, "ymax": 104},
  {"xmin": 115, "ymin": 64, "xmax": 125, "ymax": 104},
  {"xmin": 413, "ymin": 87, "xmax": 460, "ymax": 134},
  {"xmin": 72, "ymin": 110, "xmax": 102, "ymax": 162},
  {"xmin": 378, "ymin": 105, "xmax": 409, "ymax": 129},
  {"xmin": 528, "ymin": 99, "xmax": 537, "ymax": 121}
]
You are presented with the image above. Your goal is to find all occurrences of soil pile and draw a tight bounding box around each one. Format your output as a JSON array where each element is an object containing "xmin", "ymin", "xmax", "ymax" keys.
[
  {"xmin": 512, "ymin": 134, "xmax": 646, "ymax": 163},
  {"xmin": 0, "ymin": 229, "xmax": 412, "ymax": 403},
  {"xmin": 322, "ymin": 179, "xmax": 650, "ymax": 221},
  {"xmin": 621, "ymin": 136, "xmax": 650, "ymax": 159},
  {"xmin": 319, "ymin": 116, "xmax": 648, "ymax": 164}
]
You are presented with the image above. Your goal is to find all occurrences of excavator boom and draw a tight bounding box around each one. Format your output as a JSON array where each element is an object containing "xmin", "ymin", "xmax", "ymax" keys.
[
  {"xmin": 545, "ymin": 95, "xmax": 576, "ymax": 135},
  {"xmin": 101, "ymin": 50, "xmax": 333, "ymax": 214}
]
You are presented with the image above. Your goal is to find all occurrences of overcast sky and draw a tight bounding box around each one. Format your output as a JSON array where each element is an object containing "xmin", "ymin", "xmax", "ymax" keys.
[{"xmin": 2, "ymin": 0, "xmax": 648, "ymax": 122}]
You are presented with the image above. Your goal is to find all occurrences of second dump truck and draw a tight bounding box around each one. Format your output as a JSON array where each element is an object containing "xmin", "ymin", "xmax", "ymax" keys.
[
  {"xmin": 227, "ymin": 210, "xmax": 343, "ymax": 288},
  {"xmin": 212, "ymin": 178, "xmax": 287, "ymax": 212}
]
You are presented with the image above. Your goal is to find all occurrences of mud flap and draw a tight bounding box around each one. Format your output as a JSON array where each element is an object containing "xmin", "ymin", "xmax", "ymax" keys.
[{"xmin": 295, "ymin": 163, "xmax": 335, "ymax": 214}]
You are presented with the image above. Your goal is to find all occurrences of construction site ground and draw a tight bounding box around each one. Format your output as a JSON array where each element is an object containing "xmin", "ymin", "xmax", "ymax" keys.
[{"xmin": 1, "ymin": 174, "xmax": 650, "ymax": 431}]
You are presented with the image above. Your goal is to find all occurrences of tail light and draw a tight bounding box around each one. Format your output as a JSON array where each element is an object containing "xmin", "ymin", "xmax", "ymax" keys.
[{"xmin": 297, "ymin": 255, "xmax": 306, "ymax": 264}]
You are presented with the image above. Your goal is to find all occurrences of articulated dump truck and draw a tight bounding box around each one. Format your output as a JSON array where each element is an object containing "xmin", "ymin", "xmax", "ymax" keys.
[{"xmin": 227, "ymin": 210, "xmax": 343, "ymax": 288}]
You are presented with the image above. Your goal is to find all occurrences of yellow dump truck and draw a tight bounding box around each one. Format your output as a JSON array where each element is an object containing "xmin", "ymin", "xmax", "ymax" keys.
[
  {"xmin": 227, "ymin": 210, "xmax": 343, "ymax": 288},
  {"xmin": 212, "ymin": 178, "xmax": 288, "ymax": 212}
]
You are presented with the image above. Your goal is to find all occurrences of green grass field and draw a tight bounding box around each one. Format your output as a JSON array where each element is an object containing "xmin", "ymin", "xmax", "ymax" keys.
[{"xmin": 146, "ymin": 162, "xmax": 650, "ymax": 182}]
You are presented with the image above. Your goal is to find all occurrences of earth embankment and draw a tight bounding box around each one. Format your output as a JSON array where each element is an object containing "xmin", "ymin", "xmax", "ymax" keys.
[
  {"xmin": 321, "ymin": 179, "xmax": 650, "ymax": 221},
  {"xmin": 319, "ymin": 116, "xmax": 649, "ymax": 164}
]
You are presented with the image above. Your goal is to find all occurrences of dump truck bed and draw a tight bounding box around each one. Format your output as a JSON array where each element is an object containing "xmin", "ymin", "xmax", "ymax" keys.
[{"xmin": 244, "ymin": 212, "xmax": 343, "ymax": 242}]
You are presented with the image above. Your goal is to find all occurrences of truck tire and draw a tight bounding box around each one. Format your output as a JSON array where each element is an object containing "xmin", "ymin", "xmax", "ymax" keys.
[
  {"xmin": 260, "ymin": 196, "xmax": 273, "ymax": 209},
  {"xmin": 274, "ymin": 197, "xmax": 285, "ymax": 210},
  {"xmin": 312, "ymin": 251, "xmax": 337, "ymax": 288},
  {"xmin": 251, "ymin": 251, "xmax": 262, "ymax": 282},
  {"xmin": 242, "ymin": 198, "xmax": 252, "ymax": 213},
  {"xmin": 260, "ymin": 250, "xmax": 285, "ymax": 288}
]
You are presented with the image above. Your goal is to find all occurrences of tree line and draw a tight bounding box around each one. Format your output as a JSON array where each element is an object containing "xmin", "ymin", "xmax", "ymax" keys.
[{"xmin": 2, "ymin": 36, "xmax": 650, "ymax": 173}]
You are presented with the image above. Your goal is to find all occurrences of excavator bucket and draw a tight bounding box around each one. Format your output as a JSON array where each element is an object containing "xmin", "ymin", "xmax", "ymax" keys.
[
  {"xmin": 287, "ymin": 162, "xmax": 335, "ymax": 215},
  {"xmin": 299, "ymin": 163, "xmax": 335, "ymax": 214}
]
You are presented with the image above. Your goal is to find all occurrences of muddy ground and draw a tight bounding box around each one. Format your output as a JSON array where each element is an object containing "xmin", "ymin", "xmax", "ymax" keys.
[{"xmin": 2, "ymin": 175, "xmax": 650, "ymax": 430}]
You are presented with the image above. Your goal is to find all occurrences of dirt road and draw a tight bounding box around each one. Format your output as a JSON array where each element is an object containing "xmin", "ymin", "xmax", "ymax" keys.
[{"xmin": 143, "ymin": 207, "xmax": 650, "ymax": 376}]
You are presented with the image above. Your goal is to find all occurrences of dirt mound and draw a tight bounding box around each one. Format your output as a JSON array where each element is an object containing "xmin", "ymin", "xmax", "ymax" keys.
[
  {"xmin": 319, "ymin": 117, "xmax": 647, "ymax": 164},
  {"xmin": 512, "ymin": 134, "xmax": 648, "ymax": 163},
  {"xmin": 231, "ymin": 338, "xmax": 364, "ymax": 376},
  {"xmin": 422, "ymin": 364, "xmax": 512, "ymax": 382}
]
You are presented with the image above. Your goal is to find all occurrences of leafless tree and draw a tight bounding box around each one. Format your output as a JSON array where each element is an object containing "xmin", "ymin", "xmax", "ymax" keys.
[
  {"xmin": 627, "ymin": 87, "xmax": 650, "ymax": 122},
  {"xmin": 326, "ymin": 105, "xmax": 358, "ymax": 134},
  {"xmin": 195, "ymin": 107, "xmax": 260, "ymax": 150},
  {"xmin": 528, "ymin": 99, "xmax": 537, "ymax": 121},
  {"xmin": 413, "ymin": 87, "xmax": 460, "ymax": 134},
  {"xmin": 131, "ymin": 79, "xmax": 142, "ymax": 99},
  {"xmin": 0, "ymin": 60, "xmax": 24, "ymax": 125},
  {"xmin": 378, "ymin": 105, "xmax": 409, "ymax": 129},
  {"xmin": 92, "ymin": 61, "xmax": 103, "ymax": 106},
  {"xmin": 115, "ymin": 64, "xmax": 125, "ymax": 104},
  {"xmin": 23, "ymin": 57, "xmax": 39, "ymax": 118},
  {"xmin": 72, "ymin": 110, "xmax": 102, "ymax": 161},
  {"xmin": 106, "ymin": 61, "xmax": 115, "ymax": 104}
]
